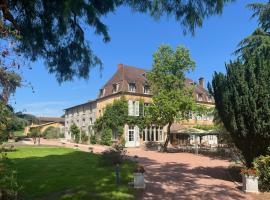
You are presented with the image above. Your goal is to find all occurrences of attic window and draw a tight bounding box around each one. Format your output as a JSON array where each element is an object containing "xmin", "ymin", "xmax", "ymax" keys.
[
  {"xmin": 100, "ymin": 88, "xmax": 106, "ymax": 97},
  {"xmin": 128, "ymin": 83, "xmax": 136, "ymax": 92},
  {"xmin": 112, "ymin": 83, "xmax": 119, "ymax": 93},
  {"xmin": 143, "ymin": 85, "xmax": 150, "ymax": 94},
  {"xmin": 197, "ymin": 94, "xmax": 203, "ymax": 101}
]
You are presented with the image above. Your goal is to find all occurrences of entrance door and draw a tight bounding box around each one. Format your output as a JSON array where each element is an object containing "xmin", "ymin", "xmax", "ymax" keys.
[{"xmin": 125, "ymin": 125, "xmax": 140, "ymax": 147}]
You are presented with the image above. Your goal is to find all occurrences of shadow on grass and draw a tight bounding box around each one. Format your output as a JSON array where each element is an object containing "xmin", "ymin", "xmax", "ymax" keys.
[{"xmin": 8, "ymin": 148, "xmax": 135, "ymax": 200}]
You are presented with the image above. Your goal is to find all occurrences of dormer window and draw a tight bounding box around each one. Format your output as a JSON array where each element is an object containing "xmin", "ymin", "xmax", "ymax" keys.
[
  {"xmin": 100, "ymin": 88, "xmax": 106, "ymax": 97},
  {"xmin": 128, "ymin": 83, "xmax": 136, "ymax": 92},
  {"xmin": 197, "ymin": 94, "xmax": 203, "ymax": 101},
  {"xmin": 143, "ymin": 85, "xmax": 150, "ymax": 94},
  {"xmin": 112, "ymin": 83, "xmax": 119, "ymax": 93}
]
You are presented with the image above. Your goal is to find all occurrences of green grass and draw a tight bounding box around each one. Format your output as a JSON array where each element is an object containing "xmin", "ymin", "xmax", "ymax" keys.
[
  {"xmin": 13, "ymin": 129, "xmax": 25, "ymax": 137},
  {"xmin": 7, "ymin": 146, "xmax": 135, "ymax": 200}
]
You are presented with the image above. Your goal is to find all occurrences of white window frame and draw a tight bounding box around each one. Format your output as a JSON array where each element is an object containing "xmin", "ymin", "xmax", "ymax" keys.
[
  {"xmin": 128, "ymin": 125, "xmax": 134, "ymax": 141},
  {"xmin": 128, "ymin": 83, "xmax": 136, "ymax": 92},
  {"xmin": 128, "ymin": 100, "xmax": 139, "ymax": 116},
  {"xmin": 143, "ymin": 85, "xmax": 150, "ymax": 94}
]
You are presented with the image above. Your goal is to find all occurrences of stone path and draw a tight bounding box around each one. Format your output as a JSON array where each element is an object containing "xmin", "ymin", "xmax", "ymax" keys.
[{"xmin": 21, "ymin": 138, "xmax": 252, "ymax": 200}]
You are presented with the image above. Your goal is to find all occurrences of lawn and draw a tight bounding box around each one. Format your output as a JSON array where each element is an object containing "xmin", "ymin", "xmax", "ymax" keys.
[{"xmin": 6, "ymin": 146, "xmax": 136, "ymax": 200}]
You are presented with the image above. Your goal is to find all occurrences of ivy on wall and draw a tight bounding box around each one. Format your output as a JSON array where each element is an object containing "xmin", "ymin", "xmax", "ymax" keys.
[{"xmin": 93, "ymin": 97, "xmax": 147, "ymax": 145}]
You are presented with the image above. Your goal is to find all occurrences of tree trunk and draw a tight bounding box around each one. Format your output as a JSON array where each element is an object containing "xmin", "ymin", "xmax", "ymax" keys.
[{"xmin": 163, "ymin": 122, "xmax": 172, "ymax": 152}]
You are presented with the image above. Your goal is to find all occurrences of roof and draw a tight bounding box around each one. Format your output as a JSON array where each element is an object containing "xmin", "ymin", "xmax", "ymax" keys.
[
  {"xmin": 98, "ymin": 64, "xmax": 214, "ymax": 104},
  {"xmin": 98, "ymin": 64, "xmax": 148, "ymax": 99},
  {"xmin": 37, "ymin": 117, "xmax": 64, "ymax": 124},
  {"xmin": 64, "ymin": 99, "xmax": 97, "ymax": 110}
]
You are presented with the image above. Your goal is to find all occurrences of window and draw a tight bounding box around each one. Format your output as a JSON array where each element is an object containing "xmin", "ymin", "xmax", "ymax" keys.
[
  {"xmin": 128, "ymin": 100, "xmax": 139, "ymax": 116},
  {"xmin": 128, "ymin": 126, "xmax": 134, "ymax": 141},
  {"xmin": 143, "ymin": 85, "xmax": 150, "ymax": 94},
  {"xmin": 89, "ymin": 118, "xmax": 93, "ymax": 125},
  {"xmin": 112, "ymin": 83, "xmax": 119, "ymax": 93},
  {"xmin": 197, "ymin": 94, "xmax": 203, "ymax": 101},
  {"xmin": 112, "ymin": 129, "xmax": 117, "ymax": 140},
  {"xmin": 128, "ymin": 83, "xmax": 136, "ymax": 92},
  {"xmin": 100, "ymin": 88, "xmax": 106, "ymax": 97},
  {"xmin": 143, "ymin": 126, "xmax": 163, "ymax": 142}
]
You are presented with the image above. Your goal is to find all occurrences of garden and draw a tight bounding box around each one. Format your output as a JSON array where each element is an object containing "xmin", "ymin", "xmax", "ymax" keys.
[{"xmin": 0, "ymin": 146, "xmax": 136, "ymax": 200}]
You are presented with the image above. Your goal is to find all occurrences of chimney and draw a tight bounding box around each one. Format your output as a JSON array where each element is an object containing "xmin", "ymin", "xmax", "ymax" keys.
[
  {"xmin": 117, "ymin": 63, "xmax": 124, "ymax": 70},
  {"xmin": 199, "ymin": 77, "xmax": 204, "ymax": 88}
]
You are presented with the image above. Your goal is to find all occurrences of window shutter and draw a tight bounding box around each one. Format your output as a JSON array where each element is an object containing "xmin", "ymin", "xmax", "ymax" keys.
[
  {"xmin": 128, "ymin": 100, "xmax": 133, "ymax": 116},
  {"xmin": 135, "ymin": 101, "xmax": 139, "ymax": 116}
]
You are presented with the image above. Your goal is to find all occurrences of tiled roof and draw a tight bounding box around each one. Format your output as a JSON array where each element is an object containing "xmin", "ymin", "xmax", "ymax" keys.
[{"xmin": 98, "ymin": 64, "xmax": 214, "ymax": 104}]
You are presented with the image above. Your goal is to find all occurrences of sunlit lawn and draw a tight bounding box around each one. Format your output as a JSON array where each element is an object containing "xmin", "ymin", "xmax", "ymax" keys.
[{"xmin": 7, "ymin": 146, "xmax": 135, "ymax": 200}]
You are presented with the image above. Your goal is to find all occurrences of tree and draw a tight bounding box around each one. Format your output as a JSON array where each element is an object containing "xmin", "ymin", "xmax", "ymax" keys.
[
  {"xmin": 235, "ymin": 1, "xmax": 270, "ymax": 60},
  {"xmin": 0, "ymin": 0, "xmax": 232, "ymax": 82},
  {"xmin": 146, "ymin": 45, "xmax": 199, "ymax": 151},
  {"xmin": 210, "ymin": 56, "xmax": 270, "ymax": 167},
  {"xmin": 69, "ymin": 124, "xmax": 80, "ymax": 143},
  {"xmin": 29, "ymin": 128, "xmax": 41, "ymax": 144}
]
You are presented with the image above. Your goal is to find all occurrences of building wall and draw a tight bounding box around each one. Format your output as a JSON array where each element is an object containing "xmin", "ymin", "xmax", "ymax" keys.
[
  {"xmin": 64, "ymin": 101, "xmax": 97, "ymax": 140},
  {"xmin": 96, "ymin": 93, "xmax": 152, "ymax": 117}
]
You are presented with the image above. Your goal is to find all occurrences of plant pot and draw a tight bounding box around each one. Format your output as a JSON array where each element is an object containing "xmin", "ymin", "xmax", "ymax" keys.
[
  {"xmin": 242, "ymin": 174, "xmax": 259, "ymax": 193},
  {"xmin": 134, "ymin": 173, "xmax": 145, "ymax": 189}
]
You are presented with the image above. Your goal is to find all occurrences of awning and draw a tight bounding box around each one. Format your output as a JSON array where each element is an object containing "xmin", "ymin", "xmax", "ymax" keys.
[{"xmin": 171, "ymin": 124, "xmax": 220, "ymax": 136}]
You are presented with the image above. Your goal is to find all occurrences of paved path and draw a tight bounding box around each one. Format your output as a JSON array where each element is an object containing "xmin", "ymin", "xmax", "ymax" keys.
[{"xmin": 21, "ymin": 139, "xmax": 252, "ymax": 200}]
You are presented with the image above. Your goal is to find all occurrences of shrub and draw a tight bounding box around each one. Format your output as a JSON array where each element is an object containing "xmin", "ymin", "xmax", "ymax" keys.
[
  {"xmin": 43, "ymin": 126, "xmax": 61, "ymax": 139},
  {"xmin": 254, "ymin": 155, "xmax": 270, "ymax": 192},
  {"xmin": 70, "ymin": 124, "xmax": 80, "ymax": 143},
  {"xmin": 100, "ymin": 128, "xmax": 112, "ymax": 146},
  {"xmin": 80, "ymin": 131, "xmax": 89, "ymax": 144},
  {"xmin": 90, "ymin": 134, "xmax": 97, "ymax": 144},
  {"xmin": 0, "ymin": 150, "xmax": 21, "ymax": 200},
  {"xmin": 101, "ymin": 145, "xmax": 126, "ymax": 165}
]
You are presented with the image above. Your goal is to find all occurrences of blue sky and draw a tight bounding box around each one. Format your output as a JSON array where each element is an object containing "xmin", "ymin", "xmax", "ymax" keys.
[{"xmin": 11, "ymin": 0, "xmax": 266, "ymax": 117}]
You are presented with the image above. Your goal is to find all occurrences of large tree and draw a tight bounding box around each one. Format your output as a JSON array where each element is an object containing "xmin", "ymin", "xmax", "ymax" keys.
[
  {"xmin": 0, "ymin": 0, "xmax": 233, "ymax": 82},
  {"xmin": 211, "ymin": 1, "xmax": 270, "ymax": 168},
  {"xmin": 146, "ymin": 45, "xmax": 199, "ymax": 151},
  {"xmin": 210, "ymin": 56, "xmax": 270, "ymax": 167},
  {"xmin": 236, "ymin": 1, "xmax": 270, "ymax": 60}
]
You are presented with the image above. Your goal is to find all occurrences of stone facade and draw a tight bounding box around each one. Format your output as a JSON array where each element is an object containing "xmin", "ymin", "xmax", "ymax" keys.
[{"xmin": 64, "ymin": 100, "xmax": 97, "ymax": 140}]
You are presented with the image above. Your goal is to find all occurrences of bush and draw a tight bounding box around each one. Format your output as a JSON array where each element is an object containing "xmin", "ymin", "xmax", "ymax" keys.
[
  {"xmin": 100, "ymin": 128, "xmax": 112, "ymax": 146},
  {"xmin": 90, "ymin": 134, "xmax": 97, "ymax": 144},
  {"xmin": 0, "ymin": 150, "xmax": 21, "ymax": 200},
  {"xmin": 101, "ymin": 145, "xmax": 126, "ymax": 165},
  {"xmin": 43, "ymin": 126, "xmax": 61, "ymax": 139},
  {"xmin": 80, "ymin": 131, "xmax": 89, "ymax": 144},
  {"xmin": 254, "ymin": 155, "xmax": 270, "ymax": 192},
  {"xmin": 70, "ymin": 124, "xmax": 80, "ymax": 144}
]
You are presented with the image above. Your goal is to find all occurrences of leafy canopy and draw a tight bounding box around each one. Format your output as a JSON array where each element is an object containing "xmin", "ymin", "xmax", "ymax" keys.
[
  {"xmin": 0, "ymin": 0, "xmax": 233, "ymax": 82},
  {"xmin": 146, "ymin": 45, "xmax": 202, "ymax": 150}
]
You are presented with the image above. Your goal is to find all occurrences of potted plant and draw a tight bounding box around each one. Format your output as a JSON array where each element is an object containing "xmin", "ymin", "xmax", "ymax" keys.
[
  {"xmin": 133, "ymin": 165, "xmax": 145, "ymax": 189},
  {"xmin": 241, "ymin": 167, "xmax": 259, "ymax": 193}
]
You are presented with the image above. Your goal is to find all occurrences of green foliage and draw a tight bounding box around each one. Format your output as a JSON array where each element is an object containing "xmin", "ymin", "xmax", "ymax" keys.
[
  {"xmin": 94, "ymin": 98, "xmax": 147, "ymax": 145},
  {"xmin": 100, "ymin": 128, "xmax": 112, "ymax": 146},
  {"xmin": 29, "ymin": 128, "xmax": 40, "ymax": 138},
  {"xmin": 210, "ymin": 56, "xmax": 270, "ymax": 167},
  {"xmin": 101, "ymin": 144, "xmax": 127, "ymax": 165},
  {"xmin": 236, "ymin": 2, "xmax": 270, "ymax": 61},
  {"xmin": 80, "ymin": 131, "xmax": 89, "ymax": 144},
  {"xmin": 69, "ymin": 124, "xmax": 80, "ymax": 144},
  {"xmin": 0, "ymin": 102, "xmax": 12, "ymax": 143},
  {"xmin": 90, "ymin": 134, "xmax": 97, "ymax": 144},
  {"xmin": 0, "ymin": 150, "xmax": 21, "ymax": 199},
  {"xmin": 146, "ymin": 44, "xmax": 200, "ymax": 150},
  {"xmin": 254, "ymin": 155, "xmax": 270, "ymax": 191},
  {"xmin": 43, "ymin": 126, "xmax": 61, "ymax": 139},
  {"xmin": 0, "ymin": 1, "xmax": 231, "ymax": 82}
]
